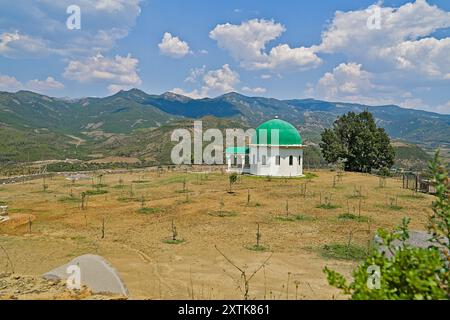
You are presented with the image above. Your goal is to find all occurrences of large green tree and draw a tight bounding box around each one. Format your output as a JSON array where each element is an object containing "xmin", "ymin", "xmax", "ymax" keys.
[{"xmin": 320, "ymin": 111, "xmax": 395, "ymax": 172}]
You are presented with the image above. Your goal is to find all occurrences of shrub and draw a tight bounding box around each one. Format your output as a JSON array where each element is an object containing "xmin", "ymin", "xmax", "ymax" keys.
[
  {"xmin": 137, "ymin": 207, "xmax": 162, "ymax": 214},
  {"xmin": 320, "ymin": 243, "xmax": 367, "ymax": 261},
  {"xmin": 338, "ymin": 213, "xmax": 370, "ymax": 223},
  {"xmin": 324, "ymin": 150, "xmax": 450, "ymax": 300},
  {"xmin": 85, "ymin": 189, "xmax": 108, "ymax": 196},
  {"xmin": 324, "ymin": 219, "xmax": 447, "ymax": 299}
]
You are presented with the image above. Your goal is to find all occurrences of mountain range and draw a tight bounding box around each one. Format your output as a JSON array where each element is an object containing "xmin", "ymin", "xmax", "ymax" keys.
[{"xmin": 0, "ymin": 88, "xmax": 449, "ymax": 166}]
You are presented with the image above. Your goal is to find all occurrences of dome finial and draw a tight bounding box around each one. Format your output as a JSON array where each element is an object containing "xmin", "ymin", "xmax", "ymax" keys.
[{"xmin": 275, "ymin": 115, "xmax": 279, "ymax": 119}]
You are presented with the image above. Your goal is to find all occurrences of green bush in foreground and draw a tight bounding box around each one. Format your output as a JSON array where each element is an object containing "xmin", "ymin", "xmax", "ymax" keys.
[{"xmin": 324, "ymin": 151, "xmax": 449, "ymax": 300}]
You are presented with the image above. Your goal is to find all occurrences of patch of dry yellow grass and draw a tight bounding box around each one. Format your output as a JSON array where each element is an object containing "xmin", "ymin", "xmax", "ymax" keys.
[{"xmin": 0, "ymin": 169, "xmax": 434, "ymax": 300}]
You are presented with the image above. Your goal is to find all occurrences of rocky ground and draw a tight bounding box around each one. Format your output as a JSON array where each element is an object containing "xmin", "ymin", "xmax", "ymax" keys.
[{"xmin": 0, "ymin": 273, "xmax": 125, "ymax": 300}]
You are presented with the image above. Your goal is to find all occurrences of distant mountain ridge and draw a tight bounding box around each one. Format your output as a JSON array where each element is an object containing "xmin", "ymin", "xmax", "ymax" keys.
[{"xmin": 0, "ymin": 88, "xmax": 449, "ymax": 164}]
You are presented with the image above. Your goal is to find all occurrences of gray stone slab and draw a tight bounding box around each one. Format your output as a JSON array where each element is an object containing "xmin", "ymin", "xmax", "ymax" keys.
[
  {"xmin": 43, "ymin": 254, "xmax": 128, "ymax": 296},
  {"xmin": 376, "ymin": 231, "xmax": 449, "ymax": 258}
]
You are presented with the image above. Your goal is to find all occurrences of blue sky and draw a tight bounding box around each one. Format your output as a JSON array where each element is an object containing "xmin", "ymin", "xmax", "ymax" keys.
[{"xmin": 0, "ymin": 0, "xmax": 449, "ymax": 114}]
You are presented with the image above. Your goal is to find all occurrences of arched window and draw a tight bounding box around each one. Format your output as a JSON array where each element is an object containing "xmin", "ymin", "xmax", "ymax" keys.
[
  {"xmin": 275, "ymin": 156, "xmax": 280, "ymax": 166},
  {"xmin": 289, "ymin": 156, "xmax": 294, "ymax": 166},
  {"xmin": 298, "ymin": 155, "xmax": 302, "ymax": 165},
  {"xmin": 253, "ymin": 154, "xmax": 256, "ymax": 165},
  {"xmin": 262, "ymin": 155, "xmax": 267, "ymax": 165}
]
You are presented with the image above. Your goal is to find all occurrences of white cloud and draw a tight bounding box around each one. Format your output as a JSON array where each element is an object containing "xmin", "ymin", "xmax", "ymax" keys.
[
  {"xmin": 316, "ymin": 0, "xmax": 450, "ymax": 80},
  {"xmin": 378, "ymin": 37, "xmax": 450, "ymax": 80},
  {"xmin": 210, "ymin": 19, "xmax": 321, "ymax": 71},
  {"xmin": 0, "ymin": 74, "xmax": 66, "ymax": 94},
  {"xmin": 0, "ymin": 74, "xmax": 23, "ymax": 92},
  {"xmin": 309, "ymin": 63, "xmax": 416, "ymax": 106},
  {"xmin": 172, "ymin": 64, "xmax": 240, "ymax": 98},
  {"xmin": 241, "ymin": 86, "xmax": 267, "ymax": 94},
  {"xmin": 319, "ymin": 0, "xmax": 450, "ymax": 55},
  {"xmin": 308, "ymin": 62, "xmax": 445, "ymax": 113},
  {"xmin": 93, "ymin": 0, "xmax": 135, "ymax": 13},
  {"xmin": 184, "ymin": 66, "xmax": 206, "ymax": 83},
  {"xmin": 0, "ymin": 1, "xmax": 142, "ymax": 58},
  {"xmin": 171, "ymin": 88, "xmax": 207, "ymax": 99},
  {"xmin": 304, "ymin": 1, "xmax": 450, "ymax": 114},
  {"xmin": 436, "ymin": 101, "xmax": 450, "ymax": 114},
  {"xmin": 260, "ymin": 74, "xmax": 272, "ymax": 80},
  {"xmin": 313, "ymin": 63, "xmax": 376, "ymax": 102},
  {"xmin": 63, "ymin": 54, "xmax": 141, "ymax": 92},
  {"xmin": 158, "ymin": 32, "xmax": 191, "ymax": 58},
  {"xmin": 203, "ymin": 64, "xmax": 239, "ymax": 93},
  {"xmin": 0, "ymin": 32, "xmax": 50, "ymax": 58},
  {"xmin": 26, "ymin": 77, "xmax": 64, "ymax": 92}
]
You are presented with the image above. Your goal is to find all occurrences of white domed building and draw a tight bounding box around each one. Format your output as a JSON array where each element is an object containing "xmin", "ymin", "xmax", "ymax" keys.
[{"xmin": 226, "ymin": 118, "xmax": 305, "ymax": 177}]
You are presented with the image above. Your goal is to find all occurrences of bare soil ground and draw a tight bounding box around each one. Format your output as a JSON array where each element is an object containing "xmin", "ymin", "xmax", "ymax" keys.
[
  {"xmin": 0, "ymin": 273, "xmax": 122, "ymax": 300},
  {"xmin": 0, "ymin": 169, "xmax": 434, "ymax": 300}
]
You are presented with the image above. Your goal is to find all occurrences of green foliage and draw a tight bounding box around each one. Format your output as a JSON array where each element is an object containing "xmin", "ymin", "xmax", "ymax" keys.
[
  {"xmin": 320, "ymin": 111, "xmax": 395, "ymax": 172},
  {"xmin": 246, "ymin": 244, "xmax": 267, "ymax": 252},
  {"xmin": 85, "ymin": 189, "xmax": 108, "ymax": 196},
  {"xmin": 338, "ymin": 213, "xmax": 369, "ymax": 223},
  {"xmin": 46, "ymin": 161, "xmax": 151, "ymax": 173},
  {"xmin": 394, "ymin": 142, "xmax": 431, "ymax": 171},
  {"xmin": 276, "ymin": 214, "xmax": 316, "ymax": 222},
  {"xmin": 137, "ymin": 207, "xmax": 163, "ymax": 214},
  {"xmin": 163, "ymin": 239, "xmax": 185, "ymax": 245},
  {"xmin": 324, "ymin": 151, "xmax": 450, "ymax": 300},
  {"xmin": 324, "ymin": 219, "xmax": 447, "ymax": 299},
  {"xmin": 320, "ymin": 243, "xmax": 367, "ymax": 261},
  {"xmin": 427, "ymin": 150, "xmax": 450, "ymax": 294},
  {"xmin": 317, "ymin": 192, "xmax": 340, "ymax": 209},
  {"xmin": 246, "ymin": 223, "xmax": 268, "ymax": 251},
  {"xmin": 208, "ymin": 211, "xmax": 238, "ymax": 217},
  {"xmin": 229, "ymin": 173, "xmax": 238, "ymax": 193},
  {"xmin": 316, "ymin": 204, "xmax": 341, "ymax": 210},
  {"xmin": 58, "ymin": 196, "xmax": 80, "ymax": 203}
]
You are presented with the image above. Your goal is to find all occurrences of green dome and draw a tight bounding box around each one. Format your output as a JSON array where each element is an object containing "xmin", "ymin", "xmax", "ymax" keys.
[{"xmin": 252, "ymin": 119, "xmax": 302, "ymax": 146}]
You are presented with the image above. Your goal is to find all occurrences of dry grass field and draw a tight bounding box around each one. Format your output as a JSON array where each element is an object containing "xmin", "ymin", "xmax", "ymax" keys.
[{"xmin": 0, "ymin": 169, "xmax": 435, "ymax": 300}]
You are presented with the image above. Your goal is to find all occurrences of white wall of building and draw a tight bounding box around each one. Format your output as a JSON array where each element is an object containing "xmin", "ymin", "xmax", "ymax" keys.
[{"xmin": 249, "ymin": 146, "xmax": 303, "ymax": 177}]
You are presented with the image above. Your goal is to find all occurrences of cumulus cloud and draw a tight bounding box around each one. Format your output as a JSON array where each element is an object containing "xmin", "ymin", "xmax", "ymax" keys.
[
  {"xmin": 26, "ymin": 77, "xmax": 64, "ymax": 92},
  {"xmin": 317, "ymin": 0, "xmax": 450, "ymax": 79},
  {"xmin": 304, "ymin": 0, "xmax": 450, "ymax": 113},
  {"xmin": 241, "ymin": 86, "xmax": 267, "ymax": 94},
  {"xmin": 0, "ymin": 74, "xmax": 23, "ymax": 92},
  {"xmin": 172, "ymin": 64, "xmax": 240, "ymax": 98},
  {"xmin": 307, "ymin": 62, "xmax": 438, "ymax": 112},
  {"xmin": 171, "ymin": 88, "xmax": 207, "ymax": 100},
  {"xmin": 318, "ymin": 0, "xmax": 450, "ymax": 55},
  {"xmin": 436, "ymin": 101, "xmax": 450, "ymax": 114},
  {"xmin": 0, "ymin": 0, "xmax": 142, "ymax": 58},
  {"xmin": 184, "ymin": 66, "xmax": 206, "ymax": 83},
  {"xmin": 308, "ymin": 63, "xmax": 408, "ymax": 106},
  {"xmin": 0, "ymin": 74, "xmax": 65, "ymax": 94},
  {"xmin": 378, "ymin": 38, "xmax": 450, "ymax": 80},
  {"xmin": 0, "ymin": 32, "xmax": 50, "ymax": 58},
  {"xmin": 203, "ymin": 64, "xmax": 239, "ymax": 93},
  {"xmin": 158, "ymin": 32, "xmax": 191, "ymax": 58},
  {"xmin": 312, "ymin": 63, "xmax": 377, "ymax": 103},
  {"xmin": 63, "ymin": 54, "xmax": 141, "ymax": 93},
  {"xmin": 210, "ymin": 19, "xmax": 321, "ymax": 71}
]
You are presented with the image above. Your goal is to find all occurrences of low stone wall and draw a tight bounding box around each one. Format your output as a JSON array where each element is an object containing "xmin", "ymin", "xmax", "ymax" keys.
[{"xmin": 0, "ymin": 165, "xmax": 228, "ymax": 185}]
